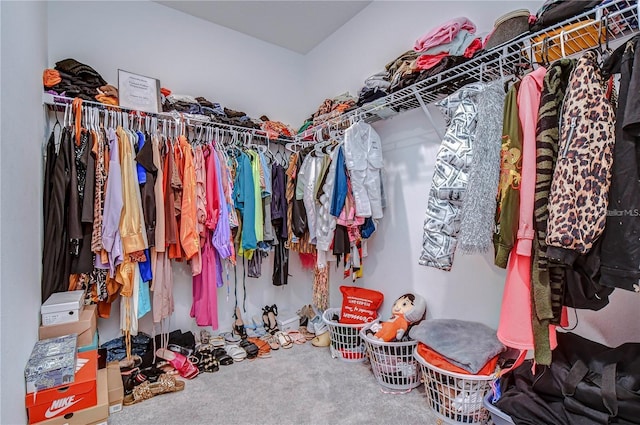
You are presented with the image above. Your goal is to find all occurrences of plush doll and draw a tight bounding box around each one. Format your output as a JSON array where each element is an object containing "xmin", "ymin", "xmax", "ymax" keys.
[{"xmin": 368, "ymin": 293, "xmax": 426, "ymax": 342}]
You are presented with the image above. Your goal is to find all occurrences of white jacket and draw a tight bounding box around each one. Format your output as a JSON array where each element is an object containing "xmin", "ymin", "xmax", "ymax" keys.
[{"xmin": 343, "ymin": 121, "xmax": 384, "ymax": 219}]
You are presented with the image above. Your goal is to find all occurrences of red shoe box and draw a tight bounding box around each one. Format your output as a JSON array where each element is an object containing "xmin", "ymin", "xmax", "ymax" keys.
[{"xmin": 26, "ymin": 350, "xmax": 97, "ymax": 424}]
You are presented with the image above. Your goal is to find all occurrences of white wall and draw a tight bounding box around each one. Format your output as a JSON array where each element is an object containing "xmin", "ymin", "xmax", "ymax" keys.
[
  {"xmin": 46, "ymin": 0, "xmax": 313, "ymax": 342},
  {"xmin": 308, "ymin": 0, "xmax": 640, "ymax": 347},
  {"xmin": 0, "ymin": 1, "xmax": 48, "ymax": 423}
]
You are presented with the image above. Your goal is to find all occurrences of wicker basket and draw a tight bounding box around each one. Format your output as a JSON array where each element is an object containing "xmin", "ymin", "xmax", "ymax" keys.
[
  {"xmin": 415, "ymin": 350, "xmax": 496, "ymax": 424},
  {"xmin": 321, "ymin": 308, "xmax": 367, "ymax": 363},
  {"xmin": 360, "ymin": 322, "xmax": 421, "ymax": 393}
]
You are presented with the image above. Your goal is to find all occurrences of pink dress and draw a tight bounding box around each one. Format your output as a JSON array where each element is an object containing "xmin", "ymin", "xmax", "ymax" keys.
[
  {"xmin": 497, "ymin": 67, "xmax": 558, "ymax": 352},
  {"xmin": 190, "ymin": 237, "xmax": 219, "ymax": 329}
]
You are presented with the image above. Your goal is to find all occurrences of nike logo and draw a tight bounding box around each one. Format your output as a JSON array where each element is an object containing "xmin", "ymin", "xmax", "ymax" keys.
[{"xmin": 44, "ymin": 396, "xmax": 82, "ymax": 418}]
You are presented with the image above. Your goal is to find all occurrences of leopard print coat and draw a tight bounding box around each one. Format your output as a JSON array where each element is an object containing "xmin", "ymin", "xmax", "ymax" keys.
[{"xmin": 545, "ymin": 51, "xmax": 615, "ymax": 263}]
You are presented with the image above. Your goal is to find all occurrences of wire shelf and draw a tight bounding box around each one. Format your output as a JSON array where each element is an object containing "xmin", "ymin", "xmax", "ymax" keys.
[
  {"xmin": 301, "ymin": 0, "xmax": 639, "ymax": 134},
  {"xmin": 42, "ymin": 93, "xmax": 295, "ymax": 145}
]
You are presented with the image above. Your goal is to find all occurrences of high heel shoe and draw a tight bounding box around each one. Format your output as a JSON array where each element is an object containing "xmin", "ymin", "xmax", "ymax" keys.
[
  {"xmin": 233, "ymin": 307, "xmax": 248, "ymax": 340},
  {"xmin": 267, "ymin": 305, "xmax": 279, "ymax": 335}
]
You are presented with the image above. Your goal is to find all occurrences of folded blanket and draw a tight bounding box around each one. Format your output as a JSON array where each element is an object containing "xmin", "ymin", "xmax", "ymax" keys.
[
  {"xmin": 409, "ymin": 319, "xmax": 505, "ymax": 374},
  {"xmin": 413, "ymin": 17, "xmax": 476, "ymax": 52}
]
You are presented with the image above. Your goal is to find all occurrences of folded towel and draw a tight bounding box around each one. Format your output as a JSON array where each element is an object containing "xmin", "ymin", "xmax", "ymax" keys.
[{"xmin": 409, "ymin": 319, "xmax": 505, "ymax": 374}]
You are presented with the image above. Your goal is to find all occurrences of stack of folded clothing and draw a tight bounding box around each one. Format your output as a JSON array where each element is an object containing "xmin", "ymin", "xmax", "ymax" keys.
[
  {"xmin": 95, "ymin": 84, "xmax": 119, "ymax": 105},
  {"xmin": 357, "ymin": 71, "xmax": 391, "ymax": 106},
  {"xmin": 386, "ymin": 50, "xmax": 421, "ymax": 93},
  {"xmin": 413, "ymin": 17, "xmax": 483, "ymax": 72},
  {"xmin": 260, "ymin": 115, "xmax": 295, "ymax": 140},
  {"xmin": 196, "ymin": 96, "xmax": 225, "ymax": 117},
  {"xmin": 409, "ymin": 319, "xmax": 506, "ymax": 375},
  {"xmin": 310, "ymin": 92, "xmax": 358, "ymax": 126},
  {"xmin": 44, "ymin": 58, "xmax": 108, "ymax": 101}
]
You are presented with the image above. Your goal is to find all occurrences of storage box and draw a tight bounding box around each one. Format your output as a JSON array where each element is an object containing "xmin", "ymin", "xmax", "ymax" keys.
[
  {"xmin": 25, "ymin": 335, "xmax": 78, "ymax": 393},
  {"xmin": 41, "ymin": 291, "xmax": 85, "ymax": 326},
  {"xmin": 277, "ymin": 312, "xmax": 300, "ymax": 332},
  {"xmin": 483, "ymin": 391, "xmax": 515, "ymax": 425},
  {"xmin": 78, "ymin": 332, "xmax": 99, "ymax": 353},
  {"xmin": 40, "ymin": 305, "xmax": 97, "ymax": 347},
  {"xmin": 26, "ymin": 350, "xmax": 98, "ymax": 424},
  {"xmin": 33, "ymin": 367, "xmax": 108, "ymax": 425},
  {"xmin": 106, "ymin": 362, "xmax": 124, "ymax": 414}
]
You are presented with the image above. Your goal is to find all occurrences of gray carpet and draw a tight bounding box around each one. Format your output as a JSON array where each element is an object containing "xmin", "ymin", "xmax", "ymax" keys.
[{"xmin": 109, "ymin": 341, "xmax": 439, "ymax": 425}]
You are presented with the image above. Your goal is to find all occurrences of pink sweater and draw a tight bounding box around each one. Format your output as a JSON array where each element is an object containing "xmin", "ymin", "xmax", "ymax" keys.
[{"xmin": 413, "ymin": 17, "xmax": 476, "ymax": 52}]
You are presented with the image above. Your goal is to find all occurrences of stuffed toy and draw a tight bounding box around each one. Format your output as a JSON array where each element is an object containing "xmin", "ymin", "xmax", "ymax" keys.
[{"xmin": 368, "ymin": 293, "xmax": 426, "ymax": 342}]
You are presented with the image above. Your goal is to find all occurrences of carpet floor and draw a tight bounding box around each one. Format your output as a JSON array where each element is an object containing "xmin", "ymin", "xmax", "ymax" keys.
[{"xmin": 110, "ymin": 340, "xmax": 440, "ymax": 425}]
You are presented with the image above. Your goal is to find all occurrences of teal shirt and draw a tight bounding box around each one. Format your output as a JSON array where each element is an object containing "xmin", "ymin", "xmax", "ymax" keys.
[{"xmin": 233, "ymin": 152, "xmax": 257, "ymax": 251}]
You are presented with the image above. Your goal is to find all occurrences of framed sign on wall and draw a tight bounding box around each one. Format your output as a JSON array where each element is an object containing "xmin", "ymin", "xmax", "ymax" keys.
[{"xmin": 117, "ymin": 69, "xmax": 161, "ymax": 113}]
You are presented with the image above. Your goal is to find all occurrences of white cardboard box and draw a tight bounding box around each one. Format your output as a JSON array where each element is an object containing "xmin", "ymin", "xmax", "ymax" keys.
[
  {"xmin": 41, "ymin": 290, "xmax": 85, "ymax": 326},
  {"xmin": 276, "ymin": 312, "xmax": 300, "ymax": 332}
]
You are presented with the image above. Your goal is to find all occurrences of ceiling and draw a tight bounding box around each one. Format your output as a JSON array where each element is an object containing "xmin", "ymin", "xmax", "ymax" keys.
[{"xmin": 156, "ymin": 1, "xmax": 371, "ymax": 54}]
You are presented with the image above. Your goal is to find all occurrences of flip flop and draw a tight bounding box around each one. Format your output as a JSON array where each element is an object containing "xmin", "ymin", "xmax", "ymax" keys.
[{"xmin": 275, "ymin": 331, "xmax": 293, "ymax": 349}]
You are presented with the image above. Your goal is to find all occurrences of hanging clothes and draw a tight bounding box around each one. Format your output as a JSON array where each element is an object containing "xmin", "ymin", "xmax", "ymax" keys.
[
  {"xmin": 458, "ymin": 81, "xmax": 505, "ymax": 254},
  {"xmin": 493, "ymin": 83, "xmax": 523, "ymax": 269},
  {"xmin": 600, "ymin": 35, "xmax": 640, "ymax": 292},
  {"xmin": 343, "ymin": 121, "xmax": 384, "ymax": 219},
  {"xmin": 497, "ymin": 66, "xmax": 558, "ymax": 366},
  {"xmin": 419, "ymin": 83, "xmax": 483, "ymax": 271},
  {"xmin": 102, "ymin": 128, "xmax": 124, "ymax": 277},
  {"xmin": 531, "ymin": 58, "xmax": 576, "ymax": 353},
  {"xmin": 190, "ymin": 238, "xmax": 219, "ymax": 329},
  {"xmin": 42, "ymin": 127, "xmax": 73, "ymax": 302},
  {"xmin": 546, "ymin": 51, "xmax": 616, "ymax": 262}
]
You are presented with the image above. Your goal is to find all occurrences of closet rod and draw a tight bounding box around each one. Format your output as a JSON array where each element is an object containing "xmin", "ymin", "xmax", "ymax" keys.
[{"xmin": 42, "ymin": 93, "xmax": 293, "ymax": 144}]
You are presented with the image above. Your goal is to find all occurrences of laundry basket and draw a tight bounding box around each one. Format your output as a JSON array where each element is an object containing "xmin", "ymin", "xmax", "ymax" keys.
[
  {"xmin": 415, "ymin": 350, "xmax": 496, "ymax": 424},
  {"xmin": 322, "ymin": 308, "xmax": 367, "ymax": 362},
  {"xmin": 360, "ymin": 322, "xmax": 421, "ymax": 393}
]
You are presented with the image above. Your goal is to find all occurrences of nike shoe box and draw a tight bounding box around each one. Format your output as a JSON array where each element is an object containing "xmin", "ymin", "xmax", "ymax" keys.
[
  {"xmin": 39, "ymin": 304, "xmax": 97, "ymax": 347},
  {"xmin": 33, "ymin": 368, "xmax": 108, "ymax": 425},
  {"xmin": 26, "ymin": 350, "xmax": 98, "ymax": 424}
]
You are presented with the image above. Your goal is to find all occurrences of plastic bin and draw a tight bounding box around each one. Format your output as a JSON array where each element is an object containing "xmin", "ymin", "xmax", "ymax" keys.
[
  {"xmin": 360, "ymin": 322, "xmax": 421, "ymax": 393},
  {"xmin": 483, "ymin": 391, "xmax": 515, "ymax": 425},
  {"xmin": 415, "ymin": 350, "xmax": 496, "ymax": 424},
  {"xmin": 321, "ymin": 308, "xmax": 367, "ymax": 363}
]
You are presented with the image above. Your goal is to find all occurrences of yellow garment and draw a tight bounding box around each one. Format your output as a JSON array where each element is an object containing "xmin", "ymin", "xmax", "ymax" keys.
[
  {"xmin": 117, "ymin": 127, "xmax": 146, "ymax": 254},
  {"xmin": 179, "ymin": 136, "xmax": 200, "ymax": 260}
]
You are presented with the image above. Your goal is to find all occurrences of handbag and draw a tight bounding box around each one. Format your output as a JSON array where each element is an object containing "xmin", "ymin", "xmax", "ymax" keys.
[{"xmin": 530, "ymin": 0, "xmax": 602, "ymax": 33}]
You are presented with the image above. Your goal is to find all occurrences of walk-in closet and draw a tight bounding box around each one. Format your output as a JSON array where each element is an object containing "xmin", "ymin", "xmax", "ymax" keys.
[{"xmin": 2, "ymin": 1, "xmax": 640, "ymax": 424}]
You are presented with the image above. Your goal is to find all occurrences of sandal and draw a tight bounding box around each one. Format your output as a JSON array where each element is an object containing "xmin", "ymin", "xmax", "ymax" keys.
[
  {"xmin": 266, "ymin": 305, "xmax": 279, "ymax": 334},
  {"xmin": 192, "ymin": 349, "xmax": 220, "ymax": 373},
  {"xmin": 210, "ymin": 335, "xmax": 226, "ymax": 348},
  {"xmin": 233, "ymin": 307, "xmax": 248, "ymax": 340},
  {"xmin": 260, "ymin": 333, "xmax": 280, "ymax": 350},
  {"xmin": 275, "ymin": 331, "xmax": 293, "ymax": 349},
  {"xmin": 225, "ymin": 344, "xmax": 247, "ymax": 362},
  {"xmin": 123, "ymin": 374, "xmax": 185, "ymax": 406},
  {"xmin": 239, "ymin": 339, "xmax": 259, "ymax": 359},
  {"xmin": 221, "ymin": 331, "xmax": 241, "ymax": 344},
  {"xmin": 247, "ymin": 337, "xmax": 271, "ymax": 358},
  {"xmin": 299, "ymin": 326, "xmax": 315, "ymax": 341},
  {"xmin": 245, "ymin": 315, "xmax": 267, "ymax": 337},
  {"xmin": 287, "ymin": 330, "xmax": 307, "ymax": 345},
  {"xmin": 212, "ymin": 348, "xmax": 234, "ymax": 366},
  {"xmin": 156, "ymin": 348, "xmax": 199, "ymax": 380}
]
